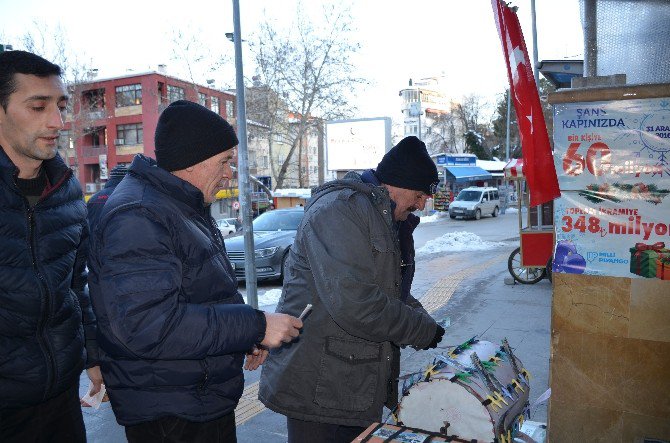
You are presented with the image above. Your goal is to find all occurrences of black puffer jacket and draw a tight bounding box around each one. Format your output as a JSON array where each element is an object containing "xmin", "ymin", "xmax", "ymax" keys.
[
  {"xmin": 88, "ymin": 155, "xmax": 263, "ymax": 425},
  {"xmin": 0, "ymin": 147, "xmax": 97, "ymax": 409}
]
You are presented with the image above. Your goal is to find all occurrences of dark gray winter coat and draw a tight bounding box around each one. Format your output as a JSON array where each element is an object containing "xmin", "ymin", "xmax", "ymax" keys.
[{"xmin": 259, "ymin": 172, "xmax": 437, "ymax": 427}]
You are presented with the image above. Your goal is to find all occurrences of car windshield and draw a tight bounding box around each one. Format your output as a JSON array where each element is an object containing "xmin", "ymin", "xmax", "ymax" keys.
[
  {"xmin": 456, "ymin": 190, "xmax": 482, "ymax": 202},
  {"xmin": 216, "ymin": 220, "xmax": 229, "ymax": 227},
  {"xmin": 253, "ymin": 210, "xmax": 303, "ymax": 231}
]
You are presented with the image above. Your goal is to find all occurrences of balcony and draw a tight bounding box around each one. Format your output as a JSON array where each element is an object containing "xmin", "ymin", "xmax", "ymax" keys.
[
  {"xmin": 85, "ymin": 109, "xmax": 107, "ymax": 121},
  {"xmin": 81, "ymin": 145, "xmax": 108, "ymax": 158}
]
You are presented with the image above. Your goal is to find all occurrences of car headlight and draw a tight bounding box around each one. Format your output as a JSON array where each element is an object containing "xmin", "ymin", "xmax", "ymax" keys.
[{"xmin": 254, "ymin": 247, "xmax": 279, "ymax": 258}]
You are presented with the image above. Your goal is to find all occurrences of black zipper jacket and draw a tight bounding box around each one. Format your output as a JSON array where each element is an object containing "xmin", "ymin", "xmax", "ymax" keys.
[{"xmin": 0, "ymin": 146, "xmax": 97, "ymax": 409}]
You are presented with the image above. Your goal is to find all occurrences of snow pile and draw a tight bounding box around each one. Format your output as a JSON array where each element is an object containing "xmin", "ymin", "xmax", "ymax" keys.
[
  {"xmin": 416, "ymin": 231, "xmax": 506, "ymax": 256},
  {"xmin": 243, "ymin": 288, "xmax": 283, "ymax": 307},
  {"xmin": 420, "ymin": 212, "xmax": 445, "ymax": 223}
]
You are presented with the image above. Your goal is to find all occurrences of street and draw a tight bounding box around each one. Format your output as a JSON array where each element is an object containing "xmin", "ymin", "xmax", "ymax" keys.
[{"xmin": 80, "ymin": 210, "xmax": 552, "ymax": 442}]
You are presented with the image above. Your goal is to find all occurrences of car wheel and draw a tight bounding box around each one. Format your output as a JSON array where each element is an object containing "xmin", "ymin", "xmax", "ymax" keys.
[
  {"xmin": 492, "ymin": 206, "xmax": 499, "ymax": 217},
  {"xmin": 449, "ymin": 214, "xmax": 456, "ymax": 219},
  {"xmin": 474, "ymin": 209, "xmax": 481, "ymax": 220}
]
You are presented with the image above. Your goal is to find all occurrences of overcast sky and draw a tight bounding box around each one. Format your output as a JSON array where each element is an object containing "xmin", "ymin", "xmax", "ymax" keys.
[{"xmin": 0, "ymin": 0, "xmax": 583, "ymax": 121}]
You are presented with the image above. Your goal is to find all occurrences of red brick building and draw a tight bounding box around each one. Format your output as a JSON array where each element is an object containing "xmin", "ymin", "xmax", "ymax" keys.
[{"xmin": 62, "ymin": 71, "xmax": 237, "ymax": 197}]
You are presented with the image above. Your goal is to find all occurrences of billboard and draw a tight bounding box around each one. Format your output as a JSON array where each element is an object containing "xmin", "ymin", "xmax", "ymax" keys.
[
  {"xmin": 552, "ymin": 97, "xmax": 670, "ymax": 279},
  {"xmin": 326, "ymin": 117, "xmax": 392, "ymax": 171}
]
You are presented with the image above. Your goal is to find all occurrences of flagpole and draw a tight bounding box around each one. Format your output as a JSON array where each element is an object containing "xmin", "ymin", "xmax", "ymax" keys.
[
  {"xmin": 506, "ymin": 90, "xmax": 511, "ymax": 161},
  {"xmin": 530, "ymin": 0, "xmax": 540, "ymax": 87}
]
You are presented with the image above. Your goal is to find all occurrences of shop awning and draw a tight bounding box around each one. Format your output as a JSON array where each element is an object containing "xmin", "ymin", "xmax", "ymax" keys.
[
  {"xmin": 443, "ymin": 166, "xmax": 492, "ymax": 183},
  {"xmin": 504, "ymin": 159, "xmax": 525, "ymax": 179}
]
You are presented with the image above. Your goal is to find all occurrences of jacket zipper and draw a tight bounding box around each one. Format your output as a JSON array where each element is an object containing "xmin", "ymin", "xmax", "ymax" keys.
[
  {"xmin": 28, "ymin": 208, "xmax": 58, "ymax": 398},
  {"xmin": 29, "ymin": 169, "xmax": 72, "ymax": 398}
]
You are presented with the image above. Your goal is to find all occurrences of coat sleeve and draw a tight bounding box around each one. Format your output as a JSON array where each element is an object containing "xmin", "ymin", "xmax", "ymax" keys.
[
  {"xmin": 93, "ymin": 207, "xmax": 261, "ymax": 360},
  {"xmin": 301, "ymin": 197, "xmax": 436, "ymax": 348},
  {"xmin": 71, "ymin": 217, "xmax": 99, "ymax": 368}
]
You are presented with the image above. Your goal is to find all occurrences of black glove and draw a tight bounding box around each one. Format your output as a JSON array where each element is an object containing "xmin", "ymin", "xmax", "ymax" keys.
[{"xmin": 423, "ymin": 325, "xmax": 445, "ymax": 350}]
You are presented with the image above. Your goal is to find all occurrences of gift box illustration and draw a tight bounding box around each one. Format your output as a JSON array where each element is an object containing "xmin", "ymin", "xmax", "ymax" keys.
[
  {"xmin": 629, "ymin": 242, "xmax": 669, "ymax": 278},
  {"xmin": 657, "ymin": 256, "xmax": 670, "ymax": 281}
]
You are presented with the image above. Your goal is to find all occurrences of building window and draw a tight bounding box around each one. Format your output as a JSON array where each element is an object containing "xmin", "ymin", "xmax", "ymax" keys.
[
  {"xmin": 211, "ymin": 96, "xmax": 220, "ymax": 114},
  {"xmin": 226, "ymin": 100, "xmax": 234, "ymax": 118},
  {"xmin": 167, "ymin": 85, "xmax": 185, "ymax": 103},
  {"xmin": 58, "ymin": 130, "xmax": 73, "ymax": 150},
  {"xmin": 116, "ymin": 84, "xmax": 142, "ymax": 107},
  {"xmin": 198, "ymin": 92, "xmax": 207, "ymax": 106},
  {"xmin": 116, "ymin": 123, "xmax": 143, "ymax": 145}
]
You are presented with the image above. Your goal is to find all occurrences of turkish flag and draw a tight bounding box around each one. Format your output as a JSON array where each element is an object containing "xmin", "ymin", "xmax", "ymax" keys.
[{"xmin": 492, "ymin": 0, "xmax": 560, "ymax": 206}]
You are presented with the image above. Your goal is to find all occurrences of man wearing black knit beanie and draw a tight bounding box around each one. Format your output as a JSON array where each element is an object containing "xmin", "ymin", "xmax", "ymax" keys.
[
  {"xmin": 88, "ymin": 100, "xmax": 302, "ymax": 443},
  {"xmin": 260, "ymin": 135, "xmax": 445, "ymax": 443}
]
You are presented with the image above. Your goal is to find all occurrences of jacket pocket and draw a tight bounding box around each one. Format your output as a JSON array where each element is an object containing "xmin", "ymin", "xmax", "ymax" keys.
[
  {"xmin": 371, "ymin": 234, "xmax": 395, "ymax": 253},
  {"xmin": 314, "ymin": 336, "xmax": 381, "ymax": 412}
]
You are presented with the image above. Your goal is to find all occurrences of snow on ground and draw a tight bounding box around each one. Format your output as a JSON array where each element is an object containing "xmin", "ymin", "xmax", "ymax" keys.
[
  {"xmin": 420, "ymin": 211, "xmax": 448, "ymax": 223},
  {"xmin": 416, "ymin": 231, "xmax": 506, "ymax": 256},
  {"xmin": 243, "ymin": 288, "xmax": 283, "ymax": 307}
]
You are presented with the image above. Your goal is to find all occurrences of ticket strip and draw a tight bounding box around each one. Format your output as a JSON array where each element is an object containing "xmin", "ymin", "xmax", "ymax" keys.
[{"xmin": 395, "ymin": 337, "xmax": 532, "ymax": 443}]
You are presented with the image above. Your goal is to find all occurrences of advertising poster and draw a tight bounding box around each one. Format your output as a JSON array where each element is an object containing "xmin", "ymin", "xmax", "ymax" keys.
[{"xmin": 553, "ymin": 97, "xmax": 670, "ymax": 279}]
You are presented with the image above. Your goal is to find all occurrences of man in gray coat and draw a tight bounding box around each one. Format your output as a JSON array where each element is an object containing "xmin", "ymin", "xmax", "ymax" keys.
[{"xmin": 259, "ymin": 136, "xmax": 446, "ymax": 443}]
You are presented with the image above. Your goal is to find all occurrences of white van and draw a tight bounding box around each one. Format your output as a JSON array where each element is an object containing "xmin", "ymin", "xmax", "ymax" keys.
[{"xmin": 448, "ymin": 187, "xmax": 500, "ymax": 220}]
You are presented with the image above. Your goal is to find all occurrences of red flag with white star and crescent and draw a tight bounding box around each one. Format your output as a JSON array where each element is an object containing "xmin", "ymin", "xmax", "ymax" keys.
[{"xmin": 491, "ymin": 0, "xmax": 560, "ymax": 206}]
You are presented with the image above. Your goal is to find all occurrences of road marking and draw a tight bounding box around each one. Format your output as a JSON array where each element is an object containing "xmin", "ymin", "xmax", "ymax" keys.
[
  {"xmin": 235, "ymin": 381, "xmax": 262, "ymax": 425},
  {"xmin": 420, "ymin": 252, "xmax": 508, "ymax": 314},
  {"xmin": 234, "ymin": 251, "xmax": 509, "ymax": 425}
]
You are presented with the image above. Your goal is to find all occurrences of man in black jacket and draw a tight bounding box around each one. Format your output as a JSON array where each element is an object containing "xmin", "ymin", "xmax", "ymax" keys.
[
  {"xmin": 89, "ymin": 100, "xmax": 302, "ymax": 442},
  {"xmin": 0, "ymin": 50, "xmax": 102, "ymax": 441},
  {"xmin": 86, "ymin": 164, "xmax": 128, "ymax": 232}
]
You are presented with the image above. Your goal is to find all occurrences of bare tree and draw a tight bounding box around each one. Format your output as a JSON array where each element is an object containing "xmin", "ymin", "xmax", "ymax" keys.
[
  {"xmin": 424, "ymin": 107, "xmax": 462, "ymax": 155},
  {"xmin": 248, "ymin": 2, "xmax": 367, "ymax": 189},
  {"xmin": 170, "ymin": 27, "xmax": 233, "ymax": 96}
]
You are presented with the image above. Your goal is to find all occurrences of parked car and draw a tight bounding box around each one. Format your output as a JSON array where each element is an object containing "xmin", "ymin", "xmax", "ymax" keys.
[
  {"xmin": 223, "ymin": 217, "xmax": 241, "ymax": 231},
  {"xmin": 216, "ymin": 218, "xmax": 236, "ymax": 236},
  {"xmin": 449, "ymin": 187, "xmax": 500, "ymax": 220},
  {"xmin": 223, "ymin": 207, "xmax": 305, "ymax": 281}
]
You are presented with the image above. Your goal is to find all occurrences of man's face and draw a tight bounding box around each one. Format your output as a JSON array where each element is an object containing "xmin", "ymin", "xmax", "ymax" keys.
[
  {"xmin": 386, "ymin": 185, "xmax": 430, "ymax": 221},
  {"xmin": 183, "ymin": 149, "xmax": 236, "ymax": 204},
  {"xmin": 0, "ymin": 74, "xmax": 68, "ymax": 172}
]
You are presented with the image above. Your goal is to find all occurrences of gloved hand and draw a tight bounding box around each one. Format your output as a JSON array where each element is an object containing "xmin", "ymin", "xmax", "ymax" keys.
[{"xmin": 423, "ymin": 325, "xmax": 445, "ymax": 350}]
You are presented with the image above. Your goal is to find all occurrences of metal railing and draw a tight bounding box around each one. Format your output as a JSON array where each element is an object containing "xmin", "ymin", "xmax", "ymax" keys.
[{"xmin": 81, "ymin": 145, "xmax": 108, "ymax": 158}]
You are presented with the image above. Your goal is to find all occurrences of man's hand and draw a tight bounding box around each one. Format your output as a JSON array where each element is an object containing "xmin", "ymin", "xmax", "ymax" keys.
[
  {"xmin": 81, "ymin": 365, "xmax": 106, "ymax": 406},
  {"xmin": 422, "ymin": 325, "xmax": 445, "ymax": 350},
  {"xmin": 86, "ymin": 366, "xmax": 104, "ymax": 395},
  {"xmin": 244, "ymin": 346, "xmax": 269, "ymax": 371},
  {"xmin": 260, "ymin": 312, "xmax": 302, "ymax": 349}
]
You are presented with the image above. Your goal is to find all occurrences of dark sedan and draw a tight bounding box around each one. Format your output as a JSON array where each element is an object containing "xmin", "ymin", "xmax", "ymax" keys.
[{"xmin": 223, "ymin": 207, "xmax": 304, "ymax": 281}]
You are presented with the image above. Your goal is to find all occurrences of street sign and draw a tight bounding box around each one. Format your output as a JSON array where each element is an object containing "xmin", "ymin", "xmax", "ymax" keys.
[{"xmin": 232, "ymin": 201, "xmax": 240, "ymax": 210}]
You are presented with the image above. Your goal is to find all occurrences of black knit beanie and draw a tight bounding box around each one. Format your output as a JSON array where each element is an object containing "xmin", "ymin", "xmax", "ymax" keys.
[
  {"xmin": 375, "ymin": 136, "xmax": 439, "ymax": 195},
  {"xmin": 109, "ymin": 164, "xmax": 128, "ymax": 179},
  {"xmin": 154, "ymin": 100, "xmax": 239, "ymax": 171}
]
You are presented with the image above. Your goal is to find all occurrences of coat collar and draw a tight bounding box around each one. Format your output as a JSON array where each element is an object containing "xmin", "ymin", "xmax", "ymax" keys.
[
  {"xmin": 129, "ymin": 154, "xmax": 208, "ymax": 213},
  {"xmin": 1, "ymin": 145, "xmax": 71, "ymax": 194}
]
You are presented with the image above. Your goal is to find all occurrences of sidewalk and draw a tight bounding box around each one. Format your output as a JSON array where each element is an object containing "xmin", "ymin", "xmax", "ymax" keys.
[
  {"xmin": 80, "ymin": 237, "xmax": 553, "ymax": 442},
  {"xmin": 236, "ymin": 244, "xmax": 552, "ymax": 441}
]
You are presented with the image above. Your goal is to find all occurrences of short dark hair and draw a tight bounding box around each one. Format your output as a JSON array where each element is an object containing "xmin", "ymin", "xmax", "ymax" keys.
[{"xmin": 0, "ymin": 50, "xmax": 62, "ymax": 111}]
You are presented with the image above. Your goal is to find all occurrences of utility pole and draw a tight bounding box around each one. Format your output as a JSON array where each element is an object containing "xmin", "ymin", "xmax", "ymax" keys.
[{"xmin": 231, "ymin": 0, "xmax": 258, "ymax": 308}]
